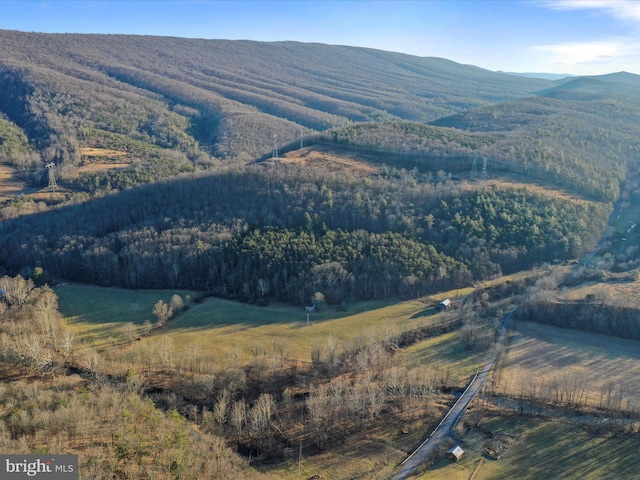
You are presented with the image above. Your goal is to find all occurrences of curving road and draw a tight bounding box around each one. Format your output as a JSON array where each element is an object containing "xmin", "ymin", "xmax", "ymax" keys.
[
  {"xmin": 390, "ymin": 172, "xmax": 634, "ymax": 479},
  {"xmin": 390, "ymin": 307, "xmax": 517, "ymax": 480}
]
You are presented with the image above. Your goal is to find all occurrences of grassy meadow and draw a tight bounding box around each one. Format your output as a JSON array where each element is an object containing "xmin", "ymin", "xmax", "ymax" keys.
[
  {"xmin": 55, "ymin": 284, "xmax": 194, "ymax": 350},
  {"xmin": 50, "ymin": 278, "xmax": 640, "ymax": 480},
  {"xmin": 498, "ymin": 320, "xmax": 640, "ymax": 406},
  {"xmin": 417, "ymin": 415, "xmax": 640, "ymax": 480},
  {"xmin": 55, "ymin": 283, "xmax": 471, "ymax": 364}
]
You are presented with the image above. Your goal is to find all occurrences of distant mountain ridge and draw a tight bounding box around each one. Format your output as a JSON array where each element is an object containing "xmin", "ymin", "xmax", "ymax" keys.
[
  {"xmin": 0, "ymin": 30, "xmax": 552, "ymax": 164},
  {"xmin": 497, "ymin": 71, "xmax": 574, "ymax": 81},
  {"xmin": 1, "ymin": 30, "xmax": 640, "ymax": 301}
]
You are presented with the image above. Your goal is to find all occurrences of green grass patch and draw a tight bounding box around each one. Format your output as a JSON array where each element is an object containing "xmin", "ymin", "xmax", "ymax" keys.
[
  {"xmin": 55, "ymin": 284, "xmax": 194, "ymax": 350},
  {"xmin": 152, "ymin": 297, "xmax": 444, "ymax": 365},
  {"xmin": 395, "ymin": 330, "xmax": 489, "ymax": 385},
  {"xmin": 54, "ymin": 283, "xmax": 479, "ymax": 372},
  {"xmin": 419, "ymin": 416, "xmax": 640, "ymax": 480}
]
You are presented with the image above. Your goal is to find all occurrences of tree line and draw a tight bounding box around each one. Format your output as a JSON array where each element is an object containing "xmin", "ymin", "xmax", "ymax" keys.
[{"xmin": 0, "ymin": 164, "xmax": 607, "ymax": 305}]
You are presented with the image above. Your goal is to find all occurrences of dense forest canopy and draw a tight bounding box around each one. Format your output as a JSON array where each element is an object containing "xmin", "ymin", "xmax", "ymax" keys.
[
  {"xmin": 0, "ymin": 165, "xmax": 607, "ymax": 304},
  {"xmin": 0, "ymin": 31, "xmax": 637, "ymax": 303}
]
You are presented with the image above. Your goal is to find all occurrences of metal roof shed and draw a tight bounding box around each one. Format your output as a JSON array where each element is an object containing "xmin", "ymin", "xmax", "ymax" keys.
[{"xmin": 447, "ymin": 445, "xmax": 464, "ymax": 461}]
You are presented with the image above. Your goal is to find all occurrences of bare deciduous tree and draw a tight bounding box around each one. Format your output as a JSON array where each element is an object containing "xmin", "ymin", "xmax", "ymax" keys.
[
  {"xmin": 257, "ymin": 278, "xmax": 269, "ymax": 297},
  {"xmin": 123, "ymin": 322, "xmax": 137, "ymax": 345},
  {"xmin": 214, "ymin": 389, "xmax": 230, "ymax": 427},
  {"xmin": 230, "ymin": 400, "xmax": 247, "ymax": 439},
  {"xmin": 0, "ymin": 275, "xmax": 34, "ymax": 308},
  {"xmin": 152, "ymin": 300, "xmax": 171, "ymax": 326},
  {"xmin": 249, "ymin": 393, "xmax": 276, "ymax": 438}
]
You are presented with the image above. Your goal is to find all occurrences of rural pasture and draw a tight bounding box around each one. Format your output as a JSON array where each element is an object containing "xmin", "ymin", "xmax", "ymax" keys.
[
  {"xmin": 404, "ymin": 311, "xmax": 640, "ymax": 480},
  {"xmin": 53, "ymin": 279, "xmax": 640, "ymax": 480},
  {"xmin": 498, "ymin": 320, "xmax": 640, "ymax": 408},
  {"xmin": 56, "ymin": 283, "xmax": 470, "ymax": 369},
  {"xmin": 55, "ymin": 284, "xmax": 193, "ymax": 350},
  {"xmin": 417, "ymin": 414, "xmax": 640, "ymax": 480}
]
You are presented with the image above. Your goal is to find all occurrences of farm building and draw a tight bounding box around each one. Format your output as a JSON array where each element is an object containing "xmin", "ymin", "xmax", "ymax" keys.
[
  {"xmin": 439, "ymin": 299, "xmax": 452, "ymax": 311},
  {"xmin": 447, "ymin": 445, "xmax": 464, "ymax": 461}
]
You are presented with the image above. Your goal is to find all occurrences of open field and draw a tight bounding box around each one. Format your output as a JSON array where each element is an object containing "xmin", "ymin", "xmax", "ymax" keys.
[
  {"xmin": 487, "ymin": 177, "xmax": 594, "ymax": 203},
  {"xmin": 76, "ymin": 162, "xmax": 130, "ymax": 174},
  {"xmin": 122, "ymin": 296, "xmax": 454, "ymax": 367},
  {"xmin": 0, "ymin": 163, "xmax": 40, "ymax": 201},
  {"xmin": 499, "ymin": 320, "xmax": 640, "ymax": 408},
  {"xmin": 417, "ymin": 414, "xmax": 640, "ymax": 480},
  {"xmin": 555, "ymin": 280, "xmax": 640, "ymax": 306},
  {"xmin": 77, "ymin": 147, "xmax": 131, "ymax": 174},
  {"xmin": 395, "ymin": 330, "xmax": 488, "ymax": 385},
  {"xmin": 55, "ymin": 279, "xmax": 525, "ymax": 374},
  {"xmin": 55, "ymin": 283, "xmax": 451, "ymax": 362},
  {"xmin": 79, "ymin": 147, "xmax": 128, "ymax": 158},
  {"xmin": 266, "ymin": 146, "xmax": 381, "ymax": 175},
  {"xmin": 55, "ymin": 284, "xmax": 194, "ymax": 351}
]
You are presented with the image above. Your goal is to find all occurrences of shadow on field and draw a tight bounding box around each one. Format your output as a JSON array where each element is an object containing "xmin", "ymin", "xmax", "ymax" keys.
[
  {"xmin": 165, "ymin": 298, "xmax": 395, "ymax": 331},
  {"xmin": 410, "ymin": 307, "xmax": 438, "ymax": 320}
]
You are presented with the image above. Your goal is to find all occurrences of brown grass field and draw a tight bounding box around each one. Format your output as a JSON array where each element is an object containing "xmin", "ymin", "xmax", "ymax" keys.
[
  {"xmin": 266, "ymin": 146, "xmax": 381, "ymax": 175},
  {"xmin": 411, "ymin": 315, "xmax": 640, "ymax": 480},
  {"xmin": 78, "ymin": 147, "xmax": 128, "ymax": 158},
  {"xmin": 0, "ymin": 163, "xmax": 39, "ymax": 201},
  {"xmin": 498, "ymin": 319, "xmax": 640, "ymax": 408}
]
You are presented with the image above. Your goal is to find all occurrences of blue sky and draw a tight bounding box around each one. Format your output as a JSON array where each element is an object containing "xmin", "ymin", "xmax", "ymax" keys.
[{"xmin": 2, "ymin": 1, "xmax": 640, "ymax": 75}]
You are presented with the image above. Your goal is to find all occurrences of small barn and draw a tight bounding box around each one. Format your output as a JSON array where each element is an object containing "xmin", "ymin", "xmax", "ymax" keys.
[
  {"xmin": 439, "ymin": 299, "xmax": 452, "ymax": 311},
  {"xmin": 447, "ymin": 445, "xmax": 464, "ymax": 462}
]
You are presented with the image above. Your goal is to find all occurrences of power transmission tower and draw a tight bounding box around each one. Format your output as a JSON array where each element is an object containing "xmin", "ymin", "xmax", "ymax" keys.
[
  {"xmin": 481, "ymin": 157, "xmax": 487, "ymax": 183},
  {"xmin": 46, "ymin": 163, "xmax": 57, "ymax": 192},
  {"xmin": 272, "ymin": 134, "xmax": 278, "ymax": 159},
  {"xmin": 300, "ymin": 128, "xmax": 304, "ymax": 149},
  {"xmin": 471, "ymin": 157, "xmax": 477, "ymax": 179}
]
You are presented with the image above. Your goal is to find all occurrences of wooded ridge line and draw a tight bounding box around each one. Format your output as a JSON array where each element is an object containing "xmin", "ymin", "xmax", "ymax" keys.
[{"xmin": 1, "ymin": 31, "xmax": 639, "ymax": 303}]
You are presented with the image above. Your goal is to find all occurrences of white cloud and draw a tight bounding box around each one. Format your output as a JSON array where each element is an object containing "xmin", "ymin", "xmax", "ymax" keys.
[
  {"xmin": 541, "ymin": 0, "xmax": 640, "ymax": 22},
  {"xmin": 533, "ymin": 1, "xmax": 640, "ymax": 73},
  {"xmin": 534, "ymin": 39, "xmax": 640, "ymax": 74},
  {"xmin": 537, "ymin": 40, "xmax": 623, "ymax": 64}
]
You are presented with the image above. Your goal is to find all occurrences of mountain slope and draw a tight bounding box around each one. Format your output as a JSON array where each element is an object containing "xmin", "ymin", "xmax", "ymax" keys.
[{"xmin": 0, "ymin": 30, "xmax": 551, "ymax": 169}]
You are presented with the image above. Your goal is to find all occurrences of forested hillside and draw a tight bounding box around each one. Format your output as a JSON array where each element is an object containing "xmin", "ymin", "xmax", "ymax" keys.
[
  {"xmin": 0, "ymin": 31, "xmax": 637, "ymax": 305},
  {"xmin": 0, "ymin": 30, "xmax": 550, "ymax": 182},
  {"xmin": 0, "ymin": 163, "xmax": 607, "ymax": 304},
  {"xmin": 431, "ymin": 93, "xmax": 640, "ymax": 201}
]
